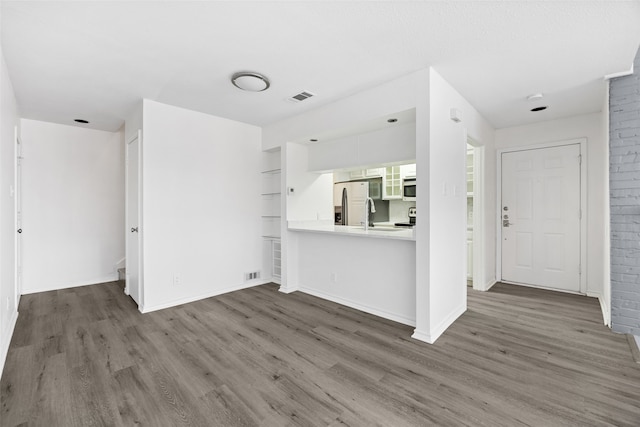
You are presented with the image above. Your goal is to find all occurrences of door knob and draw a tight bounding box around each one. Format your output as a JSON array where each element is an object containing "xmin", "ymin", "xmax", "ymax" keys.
[
  {"xmin": 131, "ymin": 227, "xmax": 138, "ymax": 233},
  {"xmin": 17, "ymin": 228, "xmax": 22, "ymax": 234},
  {"xmin": 502, "ymin": 220, "xmax": 513, "ymax": 227}
]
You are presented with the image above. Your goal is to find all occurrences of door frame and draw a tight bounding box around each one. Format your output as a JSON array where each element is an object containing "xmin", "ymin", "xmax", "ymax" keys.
[
  {"xmin": 13, "ymin": 126, "xmax": 22, "ymax": 309},
  {"xmin": 466, "ymin": 137, "xmax": 486, "ymax": 292},
  {"xmin": 125, "ymin": 130, "xmax": 144, "ymax": 309},
  {"xmin": 496, "ymin": 138, "xmax": 588, "ymax": 294}
]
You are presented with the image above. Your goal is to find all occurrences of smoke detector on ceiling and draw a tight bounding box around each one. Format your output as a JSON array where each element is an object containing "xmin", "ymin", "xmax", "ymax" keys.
[{"xmin": 288, "ymin": 91, "xmax": 315, "ymax": 103}]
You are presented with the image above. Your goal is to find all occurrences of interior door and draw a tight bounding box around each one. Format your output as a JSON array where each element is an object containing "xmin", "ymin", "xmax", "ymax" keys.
[
  {"xmin": 126, "ymin": 134, "xmax": 141, "ymax": 305},
  {"xmin": 501, "ymin": 144, "xmax": 581, "ymax": 292}
]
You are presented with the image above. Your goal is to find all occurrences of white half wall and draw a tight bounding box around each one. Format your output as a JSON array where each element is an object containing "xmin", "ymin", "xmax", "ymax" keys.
[
  {"xmin": 20, "ymin": 120, "xmax": 125, "ymax": 293},
  {"xmin": 0, "ymin": 49, "xmax": 19, "ymax": 377},
  {"xmin": 494, "ymin": 112, "xmax": 606, "ymax": 298},
  {"xmin": 140, "ymin": 99, "xmax": 263, "ymax": 311},
  {"xmin": 294, "ymin": 232, "xmax": 417, "ymax": 326}
]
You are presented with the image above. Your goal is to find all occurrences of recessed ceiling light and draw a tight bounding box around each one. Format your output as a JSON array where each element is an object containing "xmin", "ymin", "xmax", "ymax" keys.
[
  {"xmin": 310, "ymin": 138, "xmax": 318, "ymax": 143},
  {"xmin": 74, "ymin": 119, "xmax": 89, "ymax": 124},
  {"xmin": 531, "ymin": 106, "xmax": 548, "ymax": 112},
  {"xmin": 231, "ymin": 71, "xmax": 270, "ymax": 92},
  {"xmin": 387, "ymin": 118, "xmax": 398, "ymax": 123}
]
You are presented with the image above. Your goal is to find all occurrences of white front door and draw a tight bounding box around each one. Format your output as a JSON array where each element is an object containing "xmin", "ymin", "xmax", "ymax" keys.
[
  {"xmin": 501, "ymin": 144, "xmax": 581, "ymax": 292},
  {"xmin": 126, "ymin": 134, "xmax": 141, "ymax": 305}
]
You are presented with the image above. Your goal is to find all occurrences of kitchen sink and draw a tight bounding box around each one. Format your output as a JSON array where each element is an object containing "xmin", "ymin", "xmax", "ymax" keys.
[{"xmin": 351, "ymin": 225, "xmax": 406, "ymax": 232}]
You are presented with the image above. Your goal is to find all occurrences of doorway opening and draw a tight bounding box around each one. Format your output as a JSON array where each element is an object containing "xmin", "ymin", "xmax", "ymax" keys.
[
  {"xmin": 466, "ymin": 143, "xmax": 474, "ymax": 287},
  {"xmin": 466, "ymin": 137, "xmax": 485, "ymax": 291}
]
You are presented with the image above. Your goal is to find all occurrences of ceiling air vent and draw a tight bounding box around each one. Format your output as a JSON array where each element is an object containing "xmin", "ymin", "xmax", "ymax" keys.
[{"xmin": 288, "ymin": 91, "xmax": 315, "ymax": 103}]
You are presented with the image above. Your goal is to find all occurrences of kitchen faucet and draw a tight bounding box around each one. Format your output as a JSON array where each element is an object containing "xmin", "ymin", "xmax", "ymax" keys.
[{"xmin": 363, "ymin": 197, "xmax": 376, "ymax": 231}]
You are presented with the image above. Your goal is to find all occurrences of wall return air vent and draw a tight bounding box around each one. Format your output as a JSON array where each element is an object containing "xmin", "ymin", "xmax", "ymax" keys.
[{"xmin": 288, "ymin": 91, "xmax": 315, "ymax": 103}]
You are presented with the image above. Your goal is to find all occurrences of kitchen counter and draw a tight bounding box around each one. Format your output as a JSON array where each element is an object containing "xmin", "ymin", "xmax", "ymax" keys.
[{"xmin": 288, "ymin": 221, "xmax": 416, "ymax": 241}]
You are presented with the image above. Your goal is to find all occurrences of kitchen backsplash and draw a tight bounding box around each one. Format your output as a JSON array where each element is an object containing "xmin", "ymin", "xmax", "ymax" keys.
[{"xmin": 389, "ymin": 200, "xmax": 416, "ymax": 223}]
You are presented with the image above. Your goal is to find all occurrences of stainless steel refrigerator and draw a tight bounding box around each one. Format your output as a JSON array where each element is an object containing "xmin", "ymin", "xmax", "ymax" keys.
[{"xmin": 333, "ymin": 181, "xmax": 369, "ymax": 225}]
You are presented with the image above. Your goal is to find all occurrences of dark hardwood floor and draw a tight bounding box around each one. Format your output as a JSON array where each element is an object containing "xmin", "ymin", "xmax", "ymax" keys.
[{"xmin": 2, "ymin": 281, "xmax": 639, "ymax": 426}]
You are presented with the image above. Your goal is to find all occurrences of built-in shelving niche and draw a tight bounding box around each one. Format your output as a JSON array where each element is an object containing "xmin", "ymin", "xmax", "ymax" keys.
[{"xmin": 261, "ymin": 149, "xmax": 282, "ymax": 284}]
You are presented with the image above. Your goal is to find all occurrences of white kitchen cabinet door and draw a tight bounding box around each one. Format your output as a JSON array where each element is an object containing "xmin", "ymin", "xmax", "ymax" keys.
[
  {"xmin": 383, "ymin": 166, "xmax": 402, "ymax": 199},
  {"xmin": 350, "ymin": 170, "xmax": 365, "ymax": 179},
  {"xmin": 400, "ymin": 163, "xmax": 416, "ymax": 178}
]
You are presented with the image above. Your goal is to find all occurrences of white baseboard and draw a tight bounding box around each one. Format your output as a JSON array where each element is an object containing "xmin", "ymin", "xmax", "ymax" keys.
[
  {"xmin": 22, "ymin": 273, "xmax": 119, "ymax": 294},
  {"xmin": 477, "ymin": 279, "xmax": 497, "ymax": 292},
  {"xmin": 297, "ymin": 286, "xmax": 416, "ymax": 327},
  {"xmin": 278, "ymin": 283, "xmax": 299, "ymax": 294},
  {"xmin": 140, "ymin": 280, "xmax": 269, "ymax": 314},
  {"xmin": 588, "ymin": 292, "xmax": 610, "ymax": 326},
  {"xmin": 411, "ymin": 329, "xmax": 434, "ymax": 344},
  {"xmin": 412, "ymin": 302, "xmax": 467, "ymax": 345},
  {"xmin": 0, "ymin": 309, "xmax": 19, "ymax": 380}
]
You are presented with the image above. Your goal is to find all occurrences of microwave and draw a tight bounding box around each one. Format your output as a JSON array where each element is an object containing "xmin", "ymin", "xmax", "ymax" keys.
[{"xmin": 403, "ymin": 178, "xmax": 416, "ymax": 201}]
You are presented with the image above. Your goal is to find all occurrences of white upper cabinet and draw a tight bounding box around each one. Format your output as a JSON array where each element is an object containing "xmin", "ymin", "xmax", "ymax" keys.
[
  {"xmin": 382, "ymin": 166, "xmax": 402, "ymax": 200},
  {"xmin": 307, "ymin": 122, "xmax": 415, "ymax": 172},
  {"xmin": 401, "ymin": 163, "xmax": 416, "ymax": 178}
]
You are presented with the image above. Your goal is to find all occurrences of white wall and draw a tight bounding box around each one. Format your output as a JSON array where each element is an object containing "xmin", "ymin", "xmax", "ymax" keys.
[
  {"xmin": 296, "ymin": 232, "xmax": 417, "ymax": 325},
  {"xmin": 286, "ymin": 143, "xmax": 333, "ymax": 222},
  {"xmin": 20, "ymin": 120, "xmax": 124, "ymax": 293},
  {"xmin": 413, "ymin": 68, "xmax": 495, "ymax": 343},
  {"xmin": 263, "ymin": 72, "xmax": 424, "ymax": 150},
  {"xmin": 140, "ymin": 99, "xmax": 263, "ymax": 311},
  {"xmin": 0, "ymin": 50, "xmax": 19, "ymax": 377},
  {"xmin": 265, "ymin": 68, "xmax": 495, "ymax": 344},
  {"xmin": 124, "ymin": 101, "xmax": 143, "ymax": 143},
  {"xmin": 494, "ymin": 112, "xmax": 606, "ymax": 299}
]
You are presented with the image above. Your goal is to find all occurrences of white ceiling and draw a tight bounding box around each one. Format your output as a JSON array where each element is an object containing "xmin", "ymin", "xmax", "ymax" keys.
[{"xmin": 2, "ymin": 1, "xmax": 639, "ymax": 132}]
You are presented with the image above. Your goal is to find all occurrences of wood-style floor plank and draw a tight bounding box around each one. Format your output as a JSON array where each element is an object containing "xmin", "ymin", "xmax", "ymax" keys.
[{"xmin": 2, "ymin": 281, "xmax": 640, "ymax": 426}]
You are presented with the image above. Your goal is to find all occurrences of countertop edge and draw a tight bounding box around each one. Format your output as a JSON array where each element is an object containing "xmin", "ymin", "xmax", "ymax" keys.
[{"xmin": 288, "ymin": 224, "xmax": 416, "ymax": 241}]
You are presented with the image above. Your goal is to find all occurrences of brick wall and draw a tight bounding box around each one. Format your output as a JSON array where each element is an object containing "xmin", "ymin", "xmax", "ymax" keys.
[{"xmin": 610, "ymin": 47, "xmax": 640, "ymax": 335}]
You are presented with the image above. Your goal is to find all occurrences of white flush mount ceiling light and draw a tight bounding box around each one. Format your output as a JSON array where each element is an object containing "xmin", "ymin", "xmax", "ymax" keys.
[{"xmin": 231, "ymin": 71, "xmax": 270, "ymax": 92}]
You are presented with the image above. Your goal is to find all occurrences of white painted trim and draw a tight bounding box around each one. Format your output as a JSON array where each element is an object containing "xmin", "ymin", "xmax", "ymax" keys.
[
  {"xmin": 411, "ymin": 329, "xmax": 433, "ymax": 343},
  {"xmin": 496, "ymin": 138, "xmax": 588, "ymax": 294},
  {"xmin": 478, "ymin": 279, "xmax": 497, "ymax": 292},
  {"xmin": 467, "ymin": 137, "xmax": 486, "ymax": 292},
  {"xmin": 588, "ymin": 292, "xmax": 610, "ymax": 327},
  {"xmin": 412, "ymin": 302, "xmax": 466, "ymax": 344},
  {"xmin": 604, "ymin": 64, "xmax": 634, "ymax": 80},
  {"xmin": 14, "ymin": 126, "xmax": 21, "ymax": 305},
  {"xmin": 125, "ymin": 130, "xmax": 144, "ymax": 307},
  {"xmin": 115, "ymin": 257, "xmax": 126, "ymax": 270},
  {"xmin": 137, "ymin": 128, "xmax": 144, "ymax": 308},
  {"xmin": 140, "ymin": 281, "xmax": 269, "ymax": 313},
  {"xmin": 22, "ymin": 273, "xmax": 119, "ymax": 294},
  {"xmin": 298, "ymin": 286, "xmax": 416, "ymax": 327},
  {"xmin": 0, "ymin": 310, "xmax": 18, "ymax": 379},
  {"xmin": 270, "ymin": 277, "xmax": 282, "ymax": 286},
  {"xmin": 501, "ymin": 280, "xmax": 586, "ymax": 296}
]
